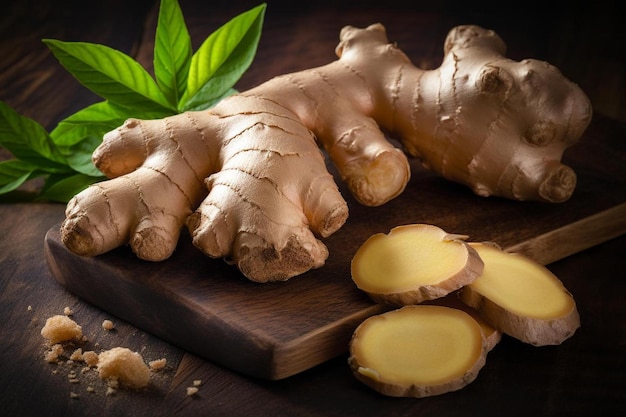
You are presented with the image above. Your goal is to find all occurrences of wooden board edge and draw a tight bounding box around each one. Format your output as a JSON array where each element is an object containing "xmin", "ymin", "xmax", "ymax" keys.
[{"xmin": 505, "ymin": 202, "xmax": 626, "ymax": 265}]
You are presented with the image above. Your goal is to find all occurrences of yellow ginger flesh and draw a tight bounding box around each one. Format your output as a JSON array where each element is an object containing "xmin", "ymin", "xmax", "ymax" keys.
[
  {"xmin": 469, "ymin": 244, "xmax": 575, "ymax": 319},
  {"xmin": 349, "ymin": 305, "xmax": 487, "ymax": 397},
  {"xmin": 461, "ymin": 243, "xmax": 580, "ymax": 345},
  {"xmin": 351, "ymin": 224, "xmax": 483, "ymax": 304}
]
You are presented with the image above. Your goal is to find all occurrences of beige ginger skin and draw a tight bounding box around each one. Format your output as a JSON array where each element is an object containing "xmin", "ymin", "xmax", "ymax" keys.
[{"xmin": 61, "ymin": 24, "xmax": 592, "ymax": 282}]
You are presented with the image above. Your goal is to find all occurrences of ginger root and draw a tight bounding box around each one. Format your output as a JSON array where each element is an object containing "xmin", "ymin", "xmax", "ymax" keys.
[
  {"xmin": 459, "ymin": 242, "xmax": 580, "ymax": 346},
  {"xmin": 60, "ymin": 23, "xmax": 591, "ymax": 282},
  {"xmin": 348, "ymin": 305, "xmax": 487, "ymax": 398},
  {"xmin": 350, "ymin": 224, "xmax": 483, "ymax": 305}
]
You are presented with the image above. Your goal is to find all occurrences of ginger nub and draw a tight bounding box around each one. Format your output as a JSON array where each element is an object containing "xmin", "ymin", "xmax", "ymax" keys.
[
  {"xmin": 348, "ymin": 305, "xmax": 487, "ymax": 398},
  {"xmin": 351, "ymin": 224, "xmax": 484, "ymax": 305},
  {"xmin": 460, "ymin": 243, "xmax": 580, "ymax": 346}
]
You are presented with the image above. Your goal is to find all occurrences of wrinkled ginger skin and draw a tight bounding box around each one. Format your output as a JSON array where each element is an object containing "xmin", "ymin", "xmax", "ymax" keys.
[
  {"xmin": 388, "ymin": 25, "xmax": 592, "ymax": 202},
  {"xmin": 61, "ymin": 23, "xmax": 592, "ymax": 282},
  {"xmin": 63, "ymin": 104, "xmax": 348, "ymax": 283}
]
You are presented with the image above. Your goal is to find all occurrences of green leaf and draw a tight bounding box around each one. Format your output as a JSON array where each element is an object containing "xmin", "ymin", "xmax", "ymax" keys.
[
  {"xmin": 50, "ymin": 101, "xmax": 172, "ymax": 176},
  {"xmin": 62, "ymin": 135, "xmax": 105, "ymax": 177},
  {"xmin": 38, "ymin": 172, "xmax": 101, "ymax": 203},
  {"xmin": 183, "ymin": 88, "xmax": 238, "ymax": 112},
  {"xmin": 43, "ymin": 39, "xmax": 173, "ymax": 112},
  {"xmin": 0, "ymin": 101, "xmax": 69, "ymax": 172},
  {"xmin": 154, "ymin": 0, "xmax": 192, "ymax": 107},
  {"xmin": 181, "ymin": 3, "xmax": 266, "ymax": 111},
  {"xmin": 50, "ymin": 101, "xmax": 128, "ymax": 148},
  {"xmin": 0, "ymin": 159, "xmax": 39, "ymax": 194}
]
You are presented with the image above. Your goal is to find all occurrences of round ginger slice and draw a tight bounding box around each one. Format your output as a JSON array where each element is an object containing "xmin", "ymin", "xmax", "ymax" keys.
[
  {"xmin": 348, "ymin": 305, "xmax": 488, "ymax": 398},
  {"xmin": 351, "ymin": 224, "xmax": 484, "ymax": 305},
  {"xmin": 428, "ymin": 293, "xmax": 502, "ymax": 352},
  {"xmin": 460, "ymin": 243, "xmax": 580, "ymax": 346}
]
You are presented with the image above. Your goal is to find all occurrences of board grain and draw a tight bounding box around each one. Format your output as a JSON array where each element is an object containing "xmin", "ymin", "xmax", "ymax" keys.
[{"xmin": 44, "ymin": 115, "xmax": 626, "ymax": 380}]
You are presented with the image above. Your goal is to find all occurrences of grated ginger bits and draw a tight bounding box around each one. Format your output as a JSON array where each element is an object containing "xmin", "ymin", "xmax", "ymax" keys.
[
  {"xmin": 41, "ymin": 315, "xmax": 83, "ymax": 345},
  {"xmin": 97, "ymin": 347, "xmax": 150, "ymax": 389}
]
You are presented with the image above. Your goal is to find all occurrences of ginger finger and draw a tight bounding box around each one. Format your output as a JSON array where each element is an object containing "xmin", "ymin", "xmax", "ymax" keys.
[{"xmin": 188, "ymin": 102, "xmax": 348, "ymax": 282}]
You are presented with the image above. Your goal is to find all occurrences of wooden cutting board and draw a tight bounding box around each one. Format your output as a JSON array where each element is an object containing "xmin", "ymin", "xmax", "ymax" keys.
[{"xmin": 44, "ymin": 115, "xmax": 626, "ymax": 380}]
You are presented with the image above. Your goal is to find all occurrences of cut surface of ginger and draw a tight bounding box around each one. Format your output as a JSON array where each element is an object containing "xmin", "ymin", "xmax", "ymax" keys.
[
  {"xmin": 348, "ymin": 305, "xmax": 487, "ymax": 398},
  {"xmin": 428, "ymin": 293, "xmax": 502, "ymax": 352},
  {"xmin": 460, "ymin": 243, "xmax": 580, "ymax": 346},
  {"xmin": 351, "ymin": 224, "xmax": 484, "ymax": 305}
]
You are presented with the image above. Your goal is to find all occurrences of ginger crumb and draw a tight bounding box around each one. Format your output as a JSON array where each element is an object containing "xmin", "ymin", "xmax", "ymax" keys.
[
  {"xmin": 44, "ymin": 344, "xmax": 64, "ymax": 363},
  {"xmin": 106, "ymin": 387, "xmax": 116, "ymax": 396},
  {"xmin": 86, "ymin": 386, "xmax": 95, "ymax": 393},
  {"xmin": 193, "ymin": 379, "xmax": 202, "ymax": 386},
  {"xmin": 70, "ymin": 348, "xmax": 83, "ymax": 361},
  {"xmin": 98, "ymin": 347, "xmax": 150, "ymax": 389},
  {"xmin": 102, "ymin": 320, "xmax": 115, "ymax": 331},
  {"xmin": 149, "ymin": 358, "xmax": 167, "ymax": 371},
  {"xmin": 108, "ymin": 378, "xmax": 119, "ymax": 389},
  {"xmin": 82, "ymin": 351, "xmax": 99, "ymax": 367},
  {"xmin": 186, "ymin": 387, "xmax": 199, "ymax": 396},
  {"xmin": 41, "ymin": 315, "xmax": 82, "ymax": 345},
  {"xmin": 70, "ymin": 392, "xmax": 80, "ymax": 399},
  {"xmin": 64, "ymin": 307, "xmax": 73, "ymax": 316},
  {"xmin": 28, "ymin": 305, "xmax": 32, "ymax": 311}
]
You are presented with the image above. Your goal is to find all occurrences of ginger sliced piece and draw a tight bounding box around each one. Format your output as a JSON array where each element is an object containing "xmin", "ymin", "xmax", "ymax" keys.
[
  {"xmin": 351, "ymin": 224, "xmax": 484, "ymax": 305},
  {"xmin": 459, "ymin": 243, "xmax": 580, "ymax": 346},
  {"xmin": 348, "ymin": 305, "xmax": 487, "ymax": 398},
  {"xmin": 428, "ymin": 293, "xmax": 502, "ymax": 352}
]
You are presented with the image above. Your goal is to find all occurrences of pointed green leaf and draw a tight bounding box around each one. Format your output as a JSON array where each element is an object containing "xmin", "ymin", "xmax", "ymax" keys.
[
  {"xmin": 43, "ymin": 39, "xmax": 173, "ymax": 112},
  {"xmin": 181, "ymin": 3, "xmax": 265, "ymax": 110},
  {"xmin": 0, "ymin": 101, "xmax": 69, "ymax": 171},
  {"xmin": 0, "ymin": 159, "xmax": 39, "ymax": 194},
  {"xmin": 50, "ymin": 101, "xmax": 128, "ymax": 147},
  {"xmin": 183, "ymin": 88, "xmax": 238, "ymax": 112},
  {"xmin": 62, "ymin": 135, "xmax": 105, "ymax": 177},
  {"xmin": 154, "ymin": 0, "xmax": 192, "ymax": 106},
  {"xmin": 38, "ymin": 172, "xmax": 102, "ymax": 203},
  {"xmin": 50, "ymin": 101, "xmax": 172, "ymax": 176}
]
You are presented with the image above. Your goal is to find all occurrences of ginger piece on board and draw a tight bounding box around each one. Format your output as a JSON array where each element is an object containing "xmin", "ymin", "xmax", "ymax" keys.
[
  {"xmin": 351, "ymin": 224, "xmax": 483, "ymax": 305},
  {"xmin": 348, "ymin": 305, "xmax": 487, "ymax": 398},
  {"xmin": 460, "ymin": 242, "xmax": 580, "ymax": 346}
]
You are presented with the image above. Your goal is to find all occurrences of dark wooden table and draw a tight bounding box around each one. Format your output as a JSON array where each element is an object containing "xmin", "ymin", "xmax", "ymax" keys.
[{"xmin": 2, "ymin": 1, "xmax": 625, "ymax": 416}]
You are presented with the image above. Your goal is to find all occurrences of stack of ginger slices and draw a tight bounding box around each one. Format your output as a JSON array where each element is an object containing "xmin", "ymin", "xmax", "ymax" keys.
[{"xmin": 348, "ymin": 224, "xmax": 580, "ymax": 398}]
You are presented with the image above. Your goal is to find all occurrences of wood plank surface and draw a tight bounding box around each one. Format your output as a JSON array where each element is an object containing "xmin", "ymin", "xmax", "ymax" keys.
[
  {"xmin": 3, "ymin": 1, "xmax": 626, "ymax": 416},
  {"xmin": 44, "ymin": 113, "xmax": 626, "ymax": 380}
]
